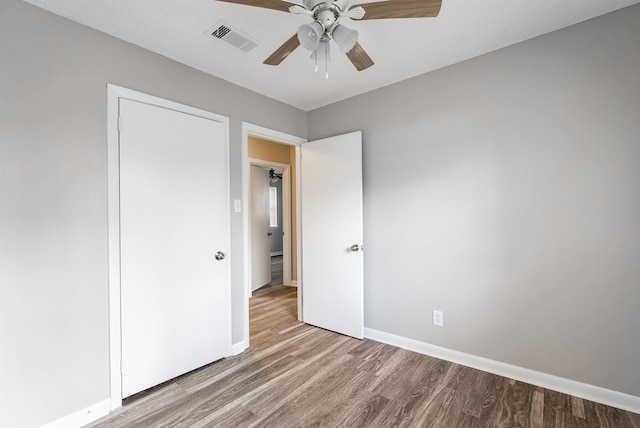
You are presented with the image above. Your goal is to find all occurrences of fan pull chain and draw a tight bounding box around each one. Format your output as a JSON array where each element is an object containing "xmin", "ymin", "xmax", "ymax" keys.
[{"xmin": 325, "ymin": 42, "xmax": 329, "ymax": 79}]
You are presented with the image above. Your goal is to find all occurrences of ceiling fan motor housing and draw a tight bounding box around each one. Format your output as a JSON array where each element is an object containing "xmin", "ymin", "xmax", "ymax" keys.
[
  {"xmin": 314, "ymin": 9, "xmax": 338, "ymax": 30},
  {"xmin": 303, "ymin": 0, "xmax": 328, "ymax": 10}
]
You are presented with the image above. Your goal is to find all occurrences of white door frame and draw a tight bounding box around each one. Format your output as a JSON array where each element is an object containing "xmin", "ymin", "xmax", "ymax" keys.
[
  {"xmin": 107, "ymin": 84, "xmax": 232, "ymax": 410},
  {"xmin": 241, "ymin": 123, "xmax": 306, "ymax": 349},
  {"xmin": 249, "ymin": 159, "xmax": 292, "ymax": 287}
]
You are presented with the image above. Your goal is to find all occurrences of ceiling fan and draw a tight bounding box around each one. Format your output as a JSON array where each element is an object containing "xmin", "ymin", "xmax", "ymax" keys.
[{"xmin": 216, "ymin": 0, "xmax": 441, "ymax": 75}]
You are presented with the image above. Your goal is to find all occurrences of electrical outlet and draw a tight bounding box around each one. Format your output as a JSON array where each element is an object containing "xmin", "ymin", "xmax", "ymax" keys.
[{"xmin": 433, "ymin": 310, "xmax": 444, "ymax": 327}]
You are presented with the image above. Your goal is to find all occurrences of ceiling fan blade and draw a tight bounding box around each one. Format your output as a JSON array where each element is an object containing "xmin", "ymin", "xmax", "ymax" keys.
[
  {"xmin": 345, "ymin": 41, "xmax": 374, "ymax": 71},
  {"xmin": 216, "ymin": 0, "xmax": 296, "ymax": 13},
  {"xmin": 264, "ymin": 34, "xmax": 301, "ymax": 65},
  {"xmin": 354, "ymin": 0, "xmax": 441, "ymax": 20},
  {"xmin": 289, "ymin": 4, "xmax": 312, "ymax": 14}
]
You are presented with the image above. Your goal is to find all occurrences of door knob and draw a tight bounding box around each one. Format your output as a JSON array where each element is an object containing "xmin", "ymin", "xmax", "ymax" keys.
[
  {"xmin": 214, "ymin": 251, "xmax": 226, "ymax": 261},
  {"xmin": 350, "ymin": 244, "xmax": 360, "ymax": 252}
]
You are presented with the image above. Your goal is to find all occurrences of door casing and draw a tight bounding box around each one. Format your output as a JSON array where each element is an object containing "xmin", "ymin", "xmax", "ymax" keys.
[{"xmin": 107, "ymin": 84, "xmax": 231, "ymax": 409}]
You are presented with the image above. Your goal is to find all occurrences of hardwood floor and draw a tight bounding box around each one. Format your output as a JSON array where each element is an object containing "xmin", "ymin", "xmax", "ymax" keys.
[
  {"xmin": 270, "ymin": 255, "xmax": 283, "ymax": 285},
  {"xmin": 89, "ymin": 285, "xmax": 640, "ymax": 427}
]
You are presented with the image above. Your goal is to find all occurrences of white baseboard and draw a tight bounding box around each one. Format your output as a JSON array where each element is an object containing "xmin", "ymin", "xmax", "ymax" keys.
[
  {"xmin": 40, "ymin": 398, "xmax": 110, "ymax": 428},
  {"xmin": 231, "ymin": 341, "xmax": 247, "ymax": 356},
  {"xmin": 289, "ymin": 280, "xmax": 298, "ymax": 288},
  {"xmin": 364, "ymin": 327, "xmax": 640, "ymax": 415}
]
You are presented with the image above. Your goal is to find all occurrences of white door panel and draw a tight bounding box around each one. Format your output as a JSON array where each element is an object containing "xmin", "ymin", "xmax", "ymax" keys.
[
  {"xmin": 251, "ymin": 165, "xmax": 271, "ymax": 291},
  {"xmin": 119, "ymin": 98, "xmax": 228, "ymax": 398},
  {"xmin": 301, "ymin": 131, "xmax": 364, "ymax": 339}
]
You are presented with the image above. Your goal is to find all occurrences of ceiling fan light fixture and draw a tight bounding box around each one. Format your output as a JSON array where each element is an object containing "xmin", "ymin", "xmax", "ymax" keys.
[
  {"xmin": 297, "ymin": 22, "xmax": 324, "ymax": 51},
  {"xmin": 311, "ymin": 40, "xmax": 331, "ymax": 62},
  {"xmin": 331, "ymin": 24, "xmax": 358, "ymax": 54},
  {"xmin": 218, "ymin": 0, "xmax": 442, "ymax": 73},
  {"xmin": 311, "ymin": 39, "xmax": 331, "ymax": 79}
]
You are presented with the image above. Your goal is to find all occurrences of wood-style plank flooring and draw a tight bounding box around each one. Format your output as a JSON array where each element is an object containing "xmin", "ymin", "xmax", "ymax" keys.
[
  {"xmin": 270, "ymin": 255, "xmax": 283, "ymax": 285},
  {"xmin": 89, "ymin": 277, "xmax": 640, "ymax": 427}
]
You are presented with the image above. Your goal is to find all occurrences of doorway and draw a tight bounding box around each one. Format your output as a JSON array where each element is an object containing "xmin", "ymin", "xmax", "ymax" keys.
[
  {"xmin": 250, "ymin": 164, "xmax": 287, "ymax": 292},
  {"xmin": 248, "ymin": 153, "xmax": 294, "ymax": 293},
  {"xmin": 241, "ymin": 124, "xmax": 365, "ymax": 350},
  {"xmin": 242, "ymin": 123, "xmax": 306, "ymax": 348}
]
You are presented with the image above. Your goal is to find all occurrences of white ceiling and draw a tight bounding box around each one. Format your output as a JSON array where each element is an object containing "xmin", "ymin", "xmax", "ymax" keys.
[{"xmin": 23, "ymin": 0, "xmax": 640, "ymax": 111}]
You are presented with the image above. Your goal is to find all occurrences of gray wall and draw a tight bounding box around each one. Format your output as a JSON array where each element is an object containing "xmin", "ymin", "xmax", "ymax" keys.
[
  {"xmin": 309, "ymin": 5, "xmax": 640, "ymax": 398},
  {"xmin": 0, "ymin": 1, "xmax": 307, "ymax": 427}
]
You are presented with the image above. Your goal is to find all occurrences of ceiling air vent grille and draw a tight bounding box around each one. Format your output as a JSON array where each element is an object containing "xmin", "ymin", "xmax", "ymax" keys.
[
  {"xmin": 207, "ymin": 21, "xmax": 258, "ymax": 53},
  {"xmin": 212, "ymin": 25, "xmax": 232, "ymax": 39}
]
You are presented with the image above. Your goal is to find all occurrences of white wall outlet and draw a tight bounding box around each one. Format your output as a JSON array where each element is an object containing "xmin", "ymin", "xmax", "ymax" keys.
[
  {"xmin": 233, "ymin": 199, "xmax": 242, "ymax": 212},
  {"xmin": 433, "ymin": 310, "xmax": 444, "ymax": 327}
]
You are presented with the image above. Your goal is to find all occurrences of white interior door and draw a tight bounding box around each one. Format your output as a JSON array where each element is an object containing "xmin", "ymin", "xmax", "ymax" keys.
[
  {"xmin": 250, "ymin": 165, "xmax": 271, "ymax": 291},
  {"xmin": 301, "ymin": 131, "xmax": 364, "ymax": 339},
  {"xmin": 119, "ymin": 98, "xmax": 229, "ymax": 398}
]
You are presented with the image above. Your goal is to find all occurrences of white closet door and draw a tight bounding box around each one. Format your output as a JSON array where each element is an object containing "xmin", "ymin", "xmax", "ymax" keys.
[{"xmin": 119, "ymin": 98, "xmax": 229, "ymax": 398}]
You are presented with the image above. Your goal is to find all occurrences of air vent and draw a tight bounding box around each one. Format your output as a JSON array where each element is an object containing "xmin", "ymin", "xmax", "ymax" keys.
[
  {"xmin": 206, "ymin": 21, "xmax": 258, "ymax": 53},
  {"xmin": 212, "ymin": 25, "xmax": 232, "ymax": 39}
]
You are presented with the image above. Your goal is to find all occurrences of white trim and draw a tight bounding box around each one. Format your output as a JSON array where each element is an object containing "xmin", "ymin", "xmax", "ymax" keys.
[
  {"xmin": 289, "ymin": 280, "xmax": 298, "ymax": 288},
  {"xmin": 248, "ymin": 159, "xmax": 290, "ymax": 168},
  {"xmin": 281, "ymin": 166, "xmax": 292, "ymax": 287},
  {"xmin": 242, "ymin": 123, "xmax": 306, "ymax": 349},
  {"xmin": 270, "ymin": 251, "xmax": 283, "ymax": 257},
  {"xmin": 244, "ymin": 123, "xmax": 307, "ymax": 146},
  {"xmin": 40, "ymin": 399, "xmax": 110, "ymax": 428},
  {"xmin": 106, "ymin": 84, "xmax": 122, "ymax": 411},
  {"xmin": 232, "ymin": 341, "xmax": 247, "ymax": 355},
  {"xmin": 107, "ymin": 84, "xmax": 232, "ymax": 409},
  {"xmin": 364, "ymin": 327, "xmax": 640, "ymax": 415},
  {"xmin": 294, "ymin": 145, "xmax": 302, "ymax": 321}
]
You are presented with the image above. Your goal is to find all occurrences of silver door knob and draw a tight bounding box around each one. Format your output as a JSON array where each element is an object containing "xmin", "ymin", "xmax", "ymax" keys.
[
  {"xmin": 214, "ymin": 251, "xmax": 226, "ymax": 261},
  {"xmin": 350, "ymin": 244, "xmax": 360, "ymax": 252}
]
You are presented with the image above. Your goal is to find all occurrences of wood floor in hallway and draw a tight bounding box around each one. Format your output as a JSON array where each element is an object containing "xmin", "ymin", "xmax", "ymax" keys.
[{"xmin": 89, "ymin": 284, "xmax": 640, "ymax": 427}]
